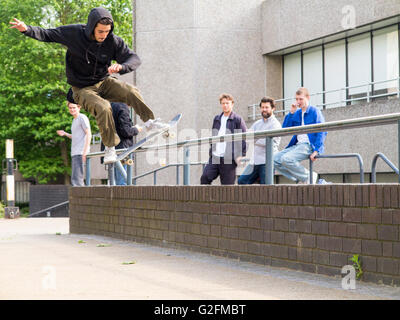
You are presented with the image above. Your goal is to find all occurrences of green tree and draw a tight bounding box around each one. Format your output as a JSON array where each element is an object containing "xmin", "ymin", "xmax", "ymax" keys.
[{"xmin": 0, "ymin": 0, "xmax": 133, "ymax": 184}]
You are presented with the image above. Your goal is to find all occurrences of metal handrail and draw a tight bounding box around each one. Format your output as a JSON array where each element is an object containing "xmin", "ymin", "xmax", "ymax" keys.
[
  {"xmin": 87, "ymin": 113, "xmax": 400, "ymax": 156},
  {"xmin": 309, "ymin": 153, "xmax": 365, "ymax": 184},
  {"xmin": 132, "ymin": 158, "xmax": 252, "ymax": 185},
  {"xmin": 137, "ymin": 113, "xmax": 400, "ymax": 152},
  {"xmin": 85, "ymin": 113, "xmax": 400, "ymax": 185},
  {"xmin": 132, "ymin": 161, "xmax": 207, "ymax": 185},
  {"xmin": 371, "ymin": 153, "xmax": 399, "ymax": 183},
  {"xmin": 28, "ymin": 201, "xmax": 69, "ymax": 217}
]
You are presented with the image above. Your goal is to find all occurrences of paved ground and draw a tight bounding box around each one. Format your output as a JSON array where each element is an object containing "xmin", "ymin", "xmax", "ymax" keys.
[{"xmin": 1, "ymin": 218, "xmax": 399, "ymax": 300}]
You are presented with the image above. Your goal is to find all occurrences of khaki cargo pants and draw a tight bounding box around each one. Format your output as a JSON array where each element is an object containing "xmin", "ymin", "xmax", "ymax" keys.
[{"xmin": 72, "ymin": 77, "xmax": 154, "ymax": 147}]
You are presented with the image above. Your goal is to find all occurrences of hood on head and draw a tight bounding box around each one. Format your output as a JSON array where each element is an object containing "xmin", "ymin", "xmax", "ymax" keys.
[
  {"xmin": 85, "ymin": 7, "xmax": 114, "ymax": 39},
  {"xmin": 66, "ymin": 88, "xmax": 75, "ymax": 104}
]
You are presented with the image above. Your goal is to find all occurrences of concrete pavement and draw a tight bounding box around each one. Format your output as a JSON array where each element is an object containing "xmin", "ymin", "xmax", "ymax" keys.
[{"xmin": 0, "ymin": 218, "xmax": 399, "ymax": 300}]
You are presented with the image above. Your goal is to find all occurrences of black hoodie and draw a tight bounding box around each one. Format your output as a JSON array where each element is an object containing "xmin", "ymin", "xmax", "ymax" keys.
[{"xmin": 22, "ymin": 7, "xmax": 141, "ymax": 88}]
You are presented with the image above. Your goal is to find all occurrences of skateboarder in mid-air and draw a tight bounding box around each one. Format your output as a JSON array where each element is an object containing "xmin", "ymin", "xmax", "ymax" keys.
[{"xmin": 10, "ymin": 7, "xmax": 166, "ymax": 164}]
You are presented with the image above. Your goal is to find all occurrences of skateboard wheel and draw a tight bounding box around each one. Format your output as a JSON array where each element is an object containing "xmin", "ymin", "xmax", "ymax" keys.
[
  {"xmin": 126, "ymin": 159, "xmax": 134, "ymax": 166},
  {"xmin": 159, "ymin": 158, "xmax": 167, "ymax": 167},
  {"xmin": 162, "ymin": 131, "xmax": 170, "ymax": 138},
  {"xmin": 168, "ymin": 132, "xmax": 176, "ymax": 139}
]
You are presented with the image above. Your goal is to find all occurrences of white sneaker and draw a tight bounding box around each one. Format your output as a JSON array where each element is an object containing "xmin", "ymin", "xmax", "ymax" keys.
[
  {"xmin": 104, "ymin": 146, "xmax": 117, "ymax": 164},
  {"xmin": 312, "ymin": 171, "xmax": 318, "ymax": 184},
  {"xmin": 144, "ymin": 118, "xmax": 169, "ymax": 131},
  {"xmin": 297, "ymin": 172, "xmax": 318, "ymax": 184}
]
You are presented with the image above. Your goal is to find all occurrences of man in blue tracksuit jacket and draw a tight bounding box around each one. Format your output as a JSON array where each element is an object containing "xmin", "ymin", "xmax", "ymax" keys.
[{"xmin": 274, "ymin": 87, "xmax": 327, "ymax": 184}]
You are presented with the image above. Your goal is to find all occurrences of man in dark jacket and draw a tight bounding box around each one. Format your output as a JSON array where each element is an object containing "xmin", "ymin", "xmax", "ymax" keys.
[
  {"xmin": 10, "ymin": 7, "xmax": 163, "ymax": 164},
  {"xmin": 200, "ymin": 93, "xmax": 247, "ymax": 185},
  {"xmin": 101, "ymin": 102, "xmax": 142, "ymax": 185}
]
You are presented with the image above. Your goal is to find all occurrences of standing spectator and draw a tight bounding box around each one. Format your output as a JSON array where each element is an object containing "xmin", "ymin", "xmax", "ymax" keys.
[
  {"xmin": 57, "ymin": 98, "xmax": 91, "ymax": 186},
  {"xmin": 238, "ymin": 97, "xmax": 281, "ymax": 184},
  {"xmin": 200, "ymin": 93, "xmax": 247, "ymax": 185},
  {"xmin": 273, "ymin": 87, "xmax": 327, "ymax": 184}
]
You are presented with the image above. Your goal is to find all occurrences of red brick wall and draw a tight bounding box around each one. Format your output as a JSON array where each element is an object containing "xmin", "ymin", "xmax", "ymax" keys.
[{"xmin": 69, "ymin": 185, "xmax": 400, "ymax": 285}]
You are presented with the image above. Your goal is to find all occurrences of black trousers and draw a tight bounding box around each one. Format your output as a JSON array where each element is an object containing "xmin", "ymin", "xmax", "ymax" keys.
[{"xmin": 200, "ymin": 156, "xmax": 237, "ymax": 185}]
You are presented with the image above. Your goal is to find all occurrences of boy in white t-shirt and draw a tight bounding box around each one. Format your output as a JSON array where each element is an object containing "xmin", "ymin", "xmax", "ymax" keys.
[{"xmin": 57, "ymin": 99, "xmax": 91, "ymax": 186}]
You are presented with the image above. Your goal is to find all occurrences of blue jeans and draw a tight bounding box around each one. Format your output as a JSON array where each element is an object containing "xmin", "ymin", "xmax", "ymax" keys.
[
  {"xmin": 238, "ymin": 164, "xmax": 266, "ymax": 184},
  {"xmin": 71, "ymin": 155, "xmax": 84, "ymax": 186},
  {"xmin": 114, "ymin": 164, "xmax": 127, "ymax": 185},
  {"xmin": 274, "ymin": 143, "xmax": 312, "ymax": 182}
]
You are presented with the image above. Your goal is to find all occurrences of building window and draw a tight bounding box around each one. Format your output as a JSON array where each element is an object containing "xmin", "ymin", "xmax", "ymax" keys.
[
  {"xmin": 373, "ymin": 25, "xmax": 399, "ymax": 95},
  {"xmin": 303, "ymin": 46, "xmax": 323, "ymax": 107},
  {"xmin": 348, "ymin": 33, "xmax": 372, "ymax": 101},
  {"xmin": 283, "ymin": 52, "xmax": 301, "ymax": 108},
  {"xmin": 281, "ymin": 23, "xmax": 399, "ymax": 109},
  {"xmin": 324, "ymin": 40, "xmax": 346, "ymax": 108}
]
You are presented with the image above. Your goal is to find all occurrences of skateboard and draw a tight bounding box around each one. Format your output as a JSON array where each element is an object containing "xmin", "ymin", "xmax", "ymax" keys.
[{"xmin": 115, "ymin": 113, "xmax": 182, "ymax": 165}]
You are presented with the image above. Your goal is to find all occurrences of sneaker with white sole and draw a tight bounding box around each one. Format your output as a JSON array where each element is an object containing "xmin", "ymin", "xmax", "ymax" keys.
[
  {"xmin": 312, "ymin": 171, "xmax": 318, "ymax": 184},
  {"xmin": 297, "ymin": 172, "xmax": 318, "ymax": 184},
  {"xmin": 317, "ymin": 178, "xmax": 332, "ymax": 184},
  {"xmin": 103, "ymin": 146, "xmax": 117, "ymax": 164},
  {"xmin": 144, "ymin": 118, "xmax": 169, "ymax": 131}
]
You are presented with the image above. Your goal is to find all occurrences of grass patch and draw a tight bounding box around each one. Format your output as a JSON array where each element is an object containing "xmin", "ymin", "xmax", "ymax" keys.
[
  {"xmin": 19, "ymin": 204, "xmax": 30, "ymax": 217},
  {"xmin": 0, "ymin": 201, "xmax": 4, "ymax": 219}
]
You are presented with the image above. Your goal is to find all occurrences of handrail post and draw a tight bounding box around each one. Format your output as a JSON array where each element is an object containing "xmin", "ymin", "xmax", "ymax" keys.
[
  {"xmin": 371, "ymin": 152, "xmax": 399, "ymax": 183},
  {"xmin": 357, "ymin": 155, "xmax": 365, "ymax": 184},
  {"xmin": 398, "ymin": 77, "xmax": 400, "ymax": 98},
  {"xmin": 127, "ymin": 154, "xmax": 133, "ymax": 185},
  {"xmin": 115, "ymin": 161, "xmax": 127, "ymax": 183},
  {"xmin": 371, "ymin": 154, "xmax": 377, "ymax": 183},
  {"xmin": 85, "ymin": 157, "xmax": 91, "ymax": 186},
  {"xmin": 154, "ymin": 171, "xmax": 157, "ymax": 185},
  {"xmin": 108, "ymin": 164, "xmax": 115, "ymax": 186},
  {"xmin": 398, "ymin": 120, "xmax": 400, "ymax": 183},
  {"xmin": 183, "ymin": 147, "xmax": 190, "ymax": 185},
  {"xmin": 309, "ymin": 159, "xmax": 314, "ymax": 184},
  {"xmin": 176, "ymin": 165, "xmax": 180, "ymax": 185},
  {"xmin": 265, "ymin": 137, "xmax": 274, "ymax": 185}
]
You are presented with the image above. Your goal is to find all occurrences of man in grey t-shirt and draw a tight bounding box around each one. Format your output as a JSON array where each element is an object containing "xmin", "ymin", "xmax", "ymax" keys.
[
  {"xmin": 57, "ymin": 99, "xmax": 91, "ymax": 186},
  {"xmin": 238, "ymin": 97, "xmax": 281, "ymax": 185}
]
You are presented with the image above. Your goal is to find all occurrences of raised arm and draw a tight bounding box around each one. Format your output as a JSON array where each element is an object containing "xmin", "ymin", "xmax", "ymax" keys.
[
  {"xmin": 9, "ymin": 18, "xmax": 27, "ymax": 32},
  {"xmin": 10, "ymin": 18, "xmax": 70, "ymax": 45}
]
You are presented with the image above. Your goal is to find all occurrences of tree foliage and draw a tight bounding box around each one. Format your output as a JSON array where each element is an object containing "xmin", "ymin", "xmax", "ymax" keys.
[{"xmin": 0, "ymin": 0, "xmax": 133, "ymax": 184}]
